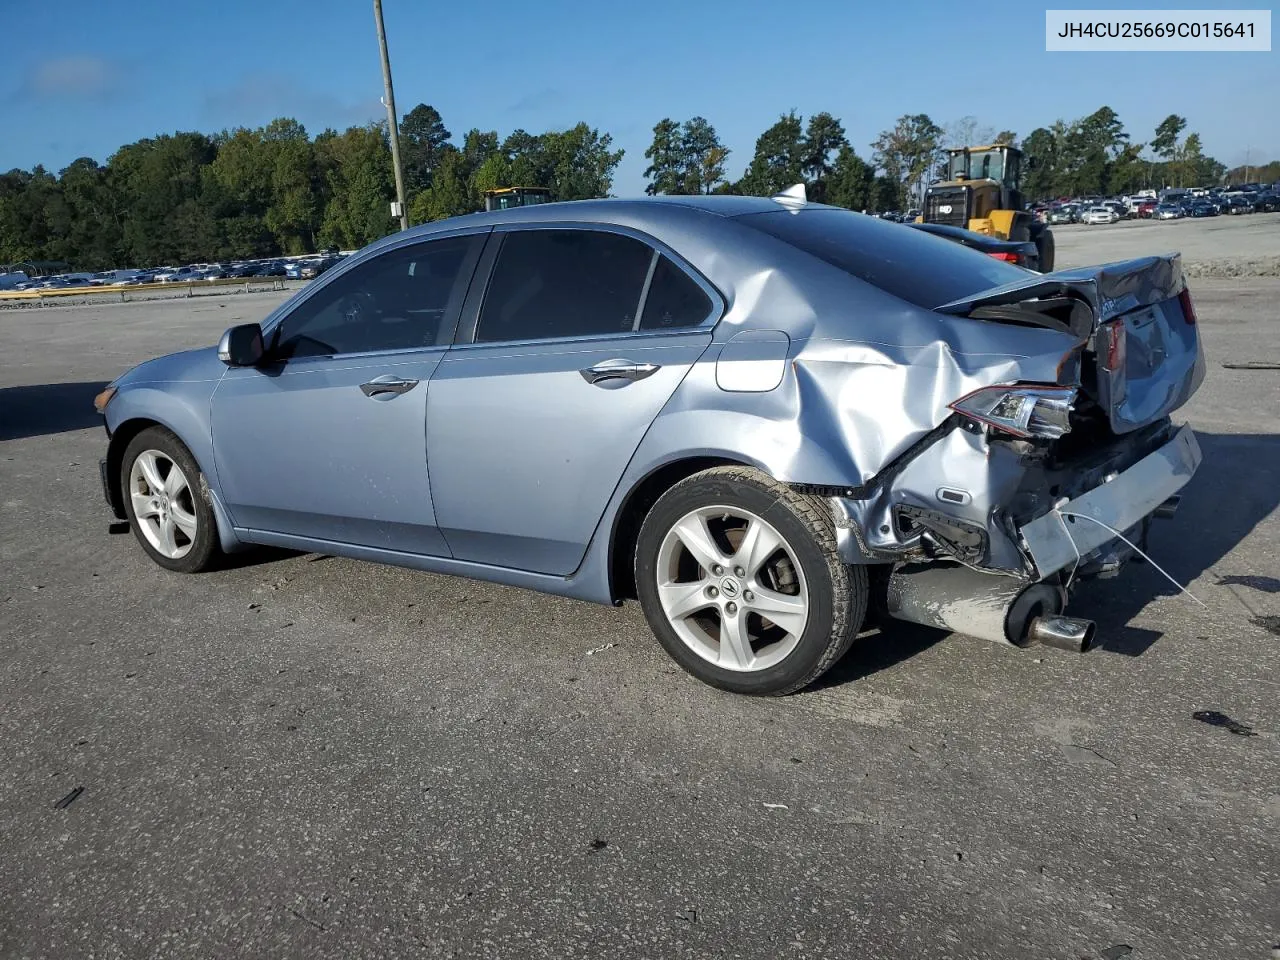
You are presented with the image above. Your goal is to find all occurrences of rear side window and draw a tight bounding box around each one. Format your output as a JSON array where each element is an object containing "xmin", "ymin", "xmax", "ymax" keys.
[
  {"xmin": 738, "ymin": 209, "xmax": 1027, "ymax": 310},
  {"xmin": 640, "ymin": 256, "xmax": 712, "ymax": 330},
  {"xmin": 476, "ymin": 230, "xmax": 654, "ymax": 342}
]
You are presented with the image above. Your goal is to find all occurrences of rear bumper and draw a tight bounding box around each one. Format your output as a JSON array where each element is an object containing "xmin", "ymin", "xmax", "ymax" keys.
[{"xmin": 1018, "ymin": 423, "xmax": 1201, "ymax": 579}]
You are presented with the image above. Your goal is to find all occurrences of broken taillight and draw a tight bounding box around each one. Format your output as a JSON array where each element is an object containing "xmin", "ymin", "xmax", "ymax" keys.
[
  {"xmin": 1178, "ymin": 287, "xmax": 1197, "ymax": 325},
  {"xmin": 1101, "ymin": 320, "xmax": 1127, "ymax": 372},
  {"xmin": 949, "ymin": 385, "xmax": 1075, "ymax": 439}
]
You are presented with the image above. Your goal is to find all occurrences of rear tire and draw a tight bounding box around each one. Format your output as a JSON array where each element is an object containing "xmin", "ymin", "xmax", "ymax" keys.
[
  {"xmin": 1031, "ymin": 224, "xmax": 1056, "ymax": 272},
  {"xmin": 634, "ymin": 466, "xmax": 867, "ymax": 696},
  {"xmin": 121, "ymin": 426, "xmax": 222, "ymax": 573}
]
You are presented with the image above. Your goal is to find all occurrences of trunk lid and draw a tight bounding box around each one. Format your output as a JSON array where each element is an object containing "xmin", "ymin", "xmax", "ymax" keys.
[{"xmin": 934, "ymin": 254, "xmax": 1206, "ymax": 434}]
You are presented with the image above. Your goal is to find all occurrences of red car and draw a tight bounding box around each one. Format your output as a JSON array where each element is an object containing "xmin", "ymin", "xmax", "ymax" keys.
[{"xmin": 1137, "ymin": 201, "xmax": 1158, "ymax": 219}]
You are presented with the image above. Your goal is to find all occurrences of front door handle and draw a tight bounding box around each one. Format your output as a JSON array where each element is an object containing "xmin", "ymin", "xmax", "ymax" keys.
[
  {"xmin": 579, "ymin": 359, "xmax": 662, "ymax": 386},
  {"xmin": 360, "ymin": 375, "xmax": 419, "ymax": 399}
]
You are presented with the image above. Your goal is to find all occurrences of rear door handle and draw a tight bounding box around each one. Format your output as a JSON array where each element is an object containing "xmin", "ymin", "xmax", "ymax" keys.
[
  {"xmin": 579, "ymin": 359, "xmax": 661, "ymax": 386},
  {"xmin": 360, "ymin": 375, "xmax": 420, "ymax": 399}
]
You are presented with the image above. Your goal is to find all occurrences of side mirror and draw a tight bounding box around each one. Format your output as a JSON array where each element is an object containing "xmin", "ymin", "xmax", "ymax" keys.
[{"xmin": 218, "ymin": 323, "xmax": 265, "ymax": 366}]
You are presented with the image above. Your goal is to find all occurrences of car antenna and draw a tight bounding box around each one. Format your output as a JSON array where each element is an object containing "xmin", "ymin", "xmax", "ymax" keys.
[{"xmin": 772, "ymin": 183, "xmax": 808, "ymax": 207}]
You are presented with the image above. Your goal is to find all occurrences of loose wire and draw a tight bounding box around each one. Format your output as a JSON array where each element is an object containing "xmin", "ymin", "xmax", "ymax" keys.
[{"xmin": 1054, "ymin": 508, "xmax": 1208, "ymax": 609}]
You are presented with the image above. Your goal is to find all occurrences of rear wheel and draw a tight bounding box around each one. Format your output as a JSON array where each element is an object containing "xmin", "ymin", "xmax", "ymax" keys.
[
  {"xmin": 1031, "ymin": 223, "xmax": 1056, "ymax": 272},
  {"xmin": 634, "ymin": 467, "xmax": 867, "ymax": 696}
]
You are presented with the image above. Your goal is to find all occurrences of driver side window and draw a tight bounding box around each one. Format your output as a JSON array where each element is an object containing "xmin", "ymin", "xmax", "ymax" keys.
[{"xmin": 270, "ymin": 234, "xmax": 481, "ymax": 359}]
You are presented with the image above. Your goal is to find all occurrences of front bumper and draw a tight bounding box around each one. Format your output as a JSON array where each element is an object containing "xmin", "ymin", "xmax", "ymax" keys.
[
  {"xmin": 1018, "ymin": 423, "xmax": 1200, "ymax": 579},
  {"xmin": 100, "ymin": 457, "xmax": 126, "ymax": 520}
]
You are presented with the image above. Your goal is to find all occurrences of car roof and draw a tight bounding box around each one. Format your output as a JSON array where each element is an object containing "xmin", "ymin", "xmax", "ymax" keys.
[{"xmin": 380, "ymin": 195, "xmax": 802, "ymax": 244}]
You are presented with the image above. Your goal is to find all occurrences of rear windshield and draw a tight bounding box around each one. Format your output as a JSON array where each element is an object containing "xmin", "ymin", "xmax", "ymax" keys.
[{"xmin": 736, "ymin": 208, "xmax": 1028, "ymax": 310}]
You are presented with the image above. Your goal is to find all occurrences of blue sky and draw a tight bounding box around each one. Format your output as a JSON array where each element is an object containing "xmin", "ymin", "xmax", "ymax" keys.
[{"xmin": 1, "ymin": 0, "xmax": 1275, "ymax": 193}]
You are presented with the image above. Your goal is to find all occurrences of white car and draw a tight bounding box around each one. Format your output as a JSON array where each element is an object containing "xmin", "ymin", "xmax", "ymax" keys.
[{"xmin": 1082, "ymin": 207, "xmax": 1118, "ymax": 225}]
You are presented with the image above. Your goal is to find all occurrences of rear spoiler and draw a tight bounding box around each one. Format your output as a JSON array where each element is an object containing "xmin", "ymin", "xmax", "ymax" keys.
[{"xmin": 934, "ymin": 254, "xmax": 1186, "ymax": 336}]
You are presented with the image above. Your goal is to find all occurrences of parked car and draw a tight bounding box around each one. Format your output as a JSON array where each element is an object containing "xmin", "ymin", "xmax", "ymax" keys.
[
  {"xmin": 1046, "ymin": 207, "xmax": 1073, "ymax": 225},
  {"xmin": 908, "ymin": 222, "xmax": 1040, "ymax": 270},
  {"xmin": 154, "ymin": 266, "xmax": 199, "ymax": 283},
  {"xmin": 1226, "ymin": 196, "xmax": 1254, "ymax": 215},
  {"xmin": 1188, "ymin": 202, "xmax": 1218, "ymax": 218},
  {"xmin": 1154, "ymin": 204, "xmax": 1182, "ymax": 220},
  {"xmin": 1254, "ymin": 192, "xmax": 1280, "ymax": 213},
  {"xmin": 284, "ymin": 258, "xmax": 339, "ymax": 280},
  {"xmin": 1137, "ymin": 201, "xmax": 1157, "ymax": 218},
  {"xmin": 1082, "ymin": 206, "xmax": 1118, "ymax": 225},
  {"xmin": 94, "ymin": 196, "xmax": 1205, "ymax": 695}
]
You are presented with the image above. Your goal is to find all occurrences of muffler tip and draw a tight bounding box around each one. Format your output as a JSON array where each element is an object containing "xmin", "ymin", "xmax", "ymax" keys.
[{"xmin": 1027, "ymin": 615, "xmax": 1097, "ymax": 653}]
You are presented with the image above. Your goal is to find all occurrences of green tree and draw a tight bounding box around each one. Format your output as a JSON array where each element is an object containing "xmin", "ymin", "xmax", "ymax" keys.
[
  {"xmin": 400, "ymin": 104, "xmax": 453, "ymax": 193},
  {"xmin": 471, "ymin": 152, "xmax": 514, "ymax": 199},
  {"xmin": 55, "ymin": 158, "xmax": 122, "ymax": 269},
  {"xmin": 644, "ymin": 119, "xmax": 684, "ymax": 195},
  {"xmin": 542, "ymin": 123, "xmax": 624, "ymax": 200},
  {"xmin": 870, "ymin": 174, "xmax": 901, "ymax": 212},
  {"xmin": 314, "ymin": 124, "xmax": 393, "ymax": 249},
  {"xmin": 800, "ymin": 112, "xmax": 848, "ymax": 185},
  {"xmin": 1151, "ymin": 115, "xmax": 1186, "ymax": 161},
  {"xmin": 825, "ymin": 147, "xmax": 873, "ymax": 210},
  {"xmin": 1175, "ymin": 132, "xmax": 1207, "ymax": 187},
  {"xmin": 261, "ymin": 119, "xmax": 319, "ymax": 253},
  {"xmin": 1021, "ymin": 126, "xmax": 1060, "ymax": 199},
  {"xmin": 643, "ymin": 119, "xmax": 684, "ymax": 195},
  {"xmin": 680, "ymin": 117, "xmax": 727, "ymax": 195},
  {"xmin": 739, "ymin": 111, "xmax": 804, "ymax": 196},
  {"xmin": 871, "ymin": 114, "xmax": 942, "ymax": 206},
  {"xmin": 409, "ymin": 148, "xmax": 471, "ymax": 222},
  {"xmin": 993, "ymin": 130, "xmax": 1018, "ymax": 146},
  {"xmin": 109, "ymin": 132, "xmax": 219, "ymax": 265}
]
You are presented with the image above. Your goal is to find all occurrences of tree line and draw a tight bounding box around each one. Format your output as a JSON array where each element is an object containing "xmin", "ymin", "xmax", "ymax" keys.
[
  {"xmin": 0, "ymin": 105, "xmax": 622, "ymax": 271},
  {"xmin": 0, "ymin": 102, "xmax": 1262, "ymax": 272},
  {"xmin": 646, "ymin": 107, "xmax": 1237, "ymax": 208}
]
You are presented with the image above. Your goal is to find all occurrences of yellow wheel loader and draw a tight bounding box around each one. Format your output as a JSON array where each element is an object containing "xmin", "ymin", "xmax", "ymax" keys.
[{"xmin": 921, "ymin": 145, "xmax": 1055, "ymax": 272}]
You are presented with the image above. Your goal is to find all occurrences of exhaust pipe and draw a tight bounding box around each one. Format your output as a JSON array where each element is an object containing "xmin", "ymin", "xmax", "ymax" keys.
[
  {"xmin": 885, "ymin": 563, "xmax": 1093, "ymax": 653},
  {"xmin": 1026, "ymin": 615, "xmax": 1097, "ymax": 653}
]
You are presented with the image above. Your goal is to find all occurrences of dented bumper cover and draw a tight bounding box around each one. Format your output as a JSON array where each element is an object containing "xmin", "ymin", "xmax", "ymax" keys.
[
  {"xmin": 1019, "ymin": 423, "xmax": 1200, "ymax": 578},
  {"xmin": 831, "ymin": 423, "xmax": 1200, "ymax": 581}
]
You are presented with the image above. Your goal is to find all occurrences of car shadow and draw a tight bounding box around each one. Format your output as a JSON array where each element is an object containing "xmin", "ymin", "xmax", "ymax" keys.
[
  {"xmin": 1061, "ymin": 430, "xmax": 1280, "ymax": 656},
  {"xmin": 0, "ymin": 381, "xmax": 109, "ymax": 441},
  {"xmin": 810, "ymin": 620, "xmax": 945, "ymax": 690}
]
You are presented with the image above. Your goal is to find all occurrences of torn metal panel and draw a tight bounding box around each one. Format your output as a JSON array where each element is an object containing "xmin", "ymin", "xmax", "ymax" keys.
[{"xmin": 1020, "ymin": 424, "xmax": 1201, "ymax": 578}]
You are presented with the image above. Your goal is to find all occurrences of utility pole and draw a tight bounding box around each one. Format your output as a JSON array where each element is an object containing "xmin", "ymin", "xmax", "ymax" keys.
[{"xmin": 373, "ymin": 0, "xmax": 410, "ymax": 231}]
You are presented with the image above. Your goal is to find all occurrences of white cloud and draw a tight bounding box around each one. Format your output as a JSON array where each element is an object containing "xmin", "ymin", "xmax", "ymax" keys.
[{"xmin": 22, "ymin": 56, "xmax": 122, "ymax": 101}]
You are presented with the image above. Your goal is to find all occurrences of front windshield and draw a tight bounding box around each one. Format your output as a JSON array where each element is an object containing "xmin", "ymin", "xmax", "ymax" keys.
[{"xmin": 951, "ymin": 149, "xmax": 1007, "ymax": 183}]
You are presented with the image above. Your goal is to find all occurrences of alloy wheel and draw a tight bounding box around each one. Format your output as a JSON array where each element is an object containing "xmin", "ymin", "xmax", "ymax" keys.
[
  {"xmin": 128, "ymin": 450, "xmax": 198, "ymax": 559},
  {"xmin": 655, "ymin": 505, "xmax": 809, "ymax": 672}
]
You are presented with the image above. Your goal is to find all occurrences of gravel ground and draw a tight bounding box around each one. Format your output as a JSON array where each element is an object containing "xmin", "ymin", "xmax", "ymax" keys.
[
  {"xmin": 1053, "ymin": 212, "xmax": 1280, "ymax": 277},
  {"xmin": 1, "ymin": 260, "xmax": 1278, "ymax": 957}
]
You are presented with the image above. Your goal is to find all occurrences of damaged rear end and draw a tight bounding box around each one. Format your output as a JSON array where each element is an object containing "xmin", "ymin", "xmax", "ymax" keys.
[{"xmin": 832, "ymin": 254, "xmax": 1206, "ymax": 650}]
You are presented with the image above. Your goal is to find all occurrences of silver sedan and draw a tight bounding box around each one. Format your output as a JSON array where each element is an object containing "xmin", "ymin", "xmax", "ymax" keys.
[{"xmin": 95, "ymin": 193, "xmax": 1205, "ymax": 695}]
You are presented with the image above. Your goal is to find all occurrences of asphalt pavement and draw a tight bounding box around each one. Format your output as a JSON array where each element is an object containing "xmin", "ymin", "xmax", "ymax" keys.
[{"xmin": 1, "ymin": 277, "xmax": 1277, "ymax": 959}]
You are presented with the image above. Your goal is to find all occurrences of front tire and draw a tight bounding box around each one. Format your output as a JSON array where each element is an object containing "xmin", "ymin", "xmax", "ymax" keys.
[
  {"xmin": 634, "ymin": 466, "xmax": 867, "ymax": 696},
  {"xmin": 121, "ymin": 426, "xmax": 222, "ymax": 573}
]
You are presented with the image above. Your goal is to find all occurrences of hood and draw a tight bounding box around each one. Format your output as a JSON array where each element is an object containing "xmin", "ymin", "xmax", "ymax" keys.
[{"xmin": 112, "ymin": 346, "xmax": 226, "ymax": 389}]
